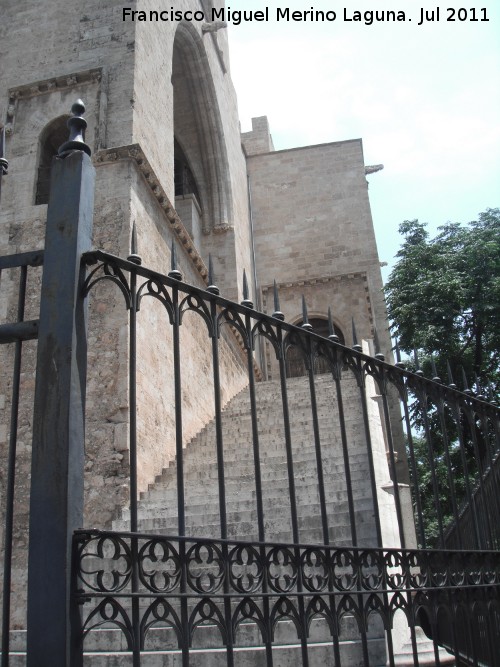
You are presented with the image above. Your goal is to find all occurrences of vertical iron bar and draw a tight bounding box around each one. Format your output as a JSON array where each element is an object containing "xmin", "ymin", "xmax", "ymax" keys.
[
  {"xmin": 1, "ymin": 265, "xmax": 27, "ymax": 667},
  {"xmin": 277, "ymin": 347, "xmax": 299, "ymax": 543},
  {"xmin": 277, "ymin": 331, "xmax": 309, "ymax": 667},
  {"xmin": 420, "ymin": 403, "xmax": 445, "ymax": 546},
  {"xmin": 466, "ymin": 408, "xmax": 493, "ymax": 548},
  {"xmin": 0, "ymin": 125, "xmax": 7, "ymax": 207},
  {"xmin": 380, "ymin": 389, "xmax": 406, "ymax": 549},
  {"xmin": 433, "ymin": 392, "xmax": 462, "ymax": 546},
  {"xmin": 328, "ymin": 368, "xmax": 353, "ymax": 664},
  {"xmin": 210, "ymin": 301, "xmax": 234, "ymax": 667},
  {"xmin": 170, "ymin": 283, "xmax": 189, "ymax": 666},
  {"xmin": 245, "ymin": 314, "xmax": 273, "ymax": 666},
  {"xmin": 128, "ymin": 265, "xmax": 141, "ymax": 667},
  {"xmin": 333, "ymin": 370, "xmax": 358, "ymax": 545},
  {"xmin": 453, "ymin": 403, "xmax": 481, "ymax": 548},
  {"xmin": 306, "ymin": 351, "xmax": 329, "ymax": 545},
  {"xmin": 478, "ymin": 410, "xmax": 500, "ymax": 541},
  {"xmin": 356, "ymin": 370, "xmax": 383, "ymax": 547},
  {"xmin": 172, "ymin": 284, "xmax": 185, "ymax": 536},
  {"xmin": 401, "ymin": 398, "xmax": 426, "ymax": 548},
  {"xmin": 353, "ymin": 363, "xmax": 380, "ymax": 665}
]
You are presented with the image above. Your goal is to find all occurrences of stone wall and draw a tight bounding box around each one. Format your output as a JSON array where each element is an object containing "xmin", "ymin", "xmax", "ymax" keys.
[{"xmin": 248, "ymin": 138, "xmax": 391, "ymax": 356}]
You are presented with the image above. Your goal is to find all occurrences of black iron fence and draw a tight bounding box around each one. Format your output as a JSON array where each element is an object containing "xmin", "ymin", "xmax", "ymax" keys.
[
  {"xmin": 0, "ymin": 104, "xmax": 499, "ymax": 666},
  {"xmin": 69, "ymin": 246, "xmax": 500, "ymax": 667}
]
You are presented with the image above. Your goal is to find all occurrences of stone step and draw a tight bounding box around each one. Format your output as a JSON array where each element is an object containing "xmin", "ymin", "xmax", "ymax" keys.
[{"xmin": 5, "ymin": 626, "xmax": 387, "ymax": 666}]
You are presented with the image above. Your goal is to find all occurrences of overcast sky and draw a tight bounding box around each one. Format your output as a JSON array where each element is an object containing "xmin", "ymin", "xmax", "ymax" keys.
[{"xmin": 226, "ymin": 0, "xmax": 500, "ymax": 280}]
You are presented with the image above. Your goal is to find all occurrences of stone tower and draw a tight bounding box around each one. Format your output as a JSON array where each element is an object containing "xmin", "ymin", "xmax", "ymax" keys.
[{"xmin": 0, "ymin": 0, "xmax": 410, "ymax": 658}]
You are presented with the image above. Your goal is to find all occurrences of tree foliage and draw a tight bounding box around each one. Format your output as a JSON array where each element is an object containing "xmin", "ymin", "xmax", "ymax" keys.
[{"xmin": 385, "ymin": 208, "xmax": 500, "ymax": 398}]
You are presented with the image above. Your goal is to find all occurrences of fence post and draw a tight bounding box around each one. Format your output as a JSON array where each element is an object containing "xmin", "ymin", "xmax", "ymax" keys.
[{"xmin": 26, "ymin": 101, "xmax": 94, "ymax": 667}]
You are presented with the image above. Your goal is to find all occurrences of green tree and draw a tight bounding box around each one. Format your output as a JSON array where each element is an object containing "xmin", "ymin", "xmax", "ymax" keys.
[{"xmin": 385, "ymin": 208, "xmax": 500, "ymax": 397}]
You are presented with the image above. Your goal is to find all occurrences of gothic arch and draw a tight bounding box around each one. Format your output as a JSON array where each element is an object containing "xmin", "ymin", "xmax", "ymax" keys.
[{"xmin": 172, "ymin": 22, "xmax": 233, "ymax": 235}]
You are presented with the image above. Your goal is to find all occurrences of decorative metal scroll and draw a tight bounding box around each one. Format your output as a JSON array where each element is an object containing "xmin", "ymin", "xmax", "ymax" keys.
[{"xmin": 74, "ymin": 531, "xmax": 500, "ymax": 654}]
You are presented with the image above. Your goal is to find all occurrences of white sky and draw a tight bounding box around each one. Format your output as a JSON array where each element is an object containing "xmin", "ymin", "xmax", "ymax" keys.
[{"xmin": 226, "ymin": 0, "xmax": 500, "ymax": 280}]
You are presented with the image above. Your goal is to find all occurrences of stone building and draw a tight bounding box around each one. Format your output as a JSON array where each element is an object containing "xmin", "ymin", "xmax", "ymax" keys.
[{"xmin": 0, "ymin": 0, "xmax": 416, "ymax": 662}]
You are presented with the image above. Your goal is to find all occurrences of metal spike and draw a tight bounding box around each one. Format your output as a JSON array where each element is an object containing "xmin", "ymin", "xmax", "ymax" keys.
[
  {"xmin": 394, "ymin": 338, "xmax": 405, "ymax": 368},
  {"xmin": 168, "ymin": 239, "xmax": 182, "ymax": 280},
  {"xmin": 351, "ymin": 319, "xmax": 362, "ymax": 352},
  {"xmin": 243, "ymin": 270, "xmax": 249, "ymax": 300},
  {"xmin": 0, "ymin": 126, "xmax": 8, "ymax": 207},
  {"xmin": 474, "ymin": 374, "xmax": 486, "ymax": 401},
  {"xmin": 431, "ymin": 355, "xmax": 441, "ymax": 383},
  {"xmin": 206, "ymin": 254, "xmax": 219, "ymax": 295},
  {"xmin": 413, "ymin": 348, "xmax": 424, "ymax": 376},
  {"xmin": 461, "ymin": 366, "xmax": 471, "ymax": 394},
  {"xmin": 58, "ymin": 99, "xmax": 91, "ymax": 158},
  {"xmin": 301, "ymin": 296, "xmax": 312, "ymax": 330},
  {"xmin": 127, "ymin": 222, "xmax": 142, "ymax": 265},
  {"xmin": 272, "ymin": 280, "xmax": 284, "ymax": 320},
  {"xmin": 0, "ymin": 126, "xmax": 8, "ymax": 176},
  {"xmin": 131, "ymin": 222, "xmax": 137, "ymax": 255},
  {"xmin": 446, "ymin": 361, "xmax": 457, "ymax": 389},
  {"xmin": 373, "ymin": 327, "xmax": 385, "ymax": 361},
  {"xmin": 327, "ymin": 307, "xmax": 339, "ymax": 342},
  {"xmin": 241, "ymin": 269, "xmax": 253, "ymax": 308}
]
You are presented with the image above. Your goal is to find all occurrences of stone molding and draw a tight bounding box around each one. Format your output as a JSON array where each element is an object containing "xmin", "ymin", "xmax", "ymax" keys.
[
  {"xmin": 5, "ymin": 68, "xmax": 102, "ymax": 135},
  {"xmin": 261, "ymin": 270, "xmax": 370, "ymax": 294},
  {"xmin": 93, "ymin": 143, "xmax": 258, "ymax": 378},
  {"xmin": 94, "ymin": 143, "xmax": 209, "ymax": 281}
]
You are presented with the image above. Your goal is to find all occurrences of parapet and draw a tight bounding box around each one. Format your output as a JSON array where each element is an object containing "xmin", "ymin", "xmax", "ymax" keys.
[{"xmin": 241, "ymin": 116, "xmax": 275, "ymax": 155}]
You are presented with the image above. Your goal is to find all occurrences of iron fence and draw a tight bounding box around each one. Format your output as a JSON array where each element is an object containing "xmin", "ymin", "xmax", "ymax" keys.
[{"xmin": 71, "ymin": 247, "xmax": 500, "ymax": 666}]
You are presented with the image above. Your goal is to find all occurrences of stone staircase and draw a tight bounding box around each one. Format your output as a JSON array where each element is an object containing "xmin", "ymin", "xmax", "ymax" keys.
[
  {"xmin": 114, "ymin": 374, "xmax": 379, "ymax": 547},
  {"xmin": 6, "ymin": 375, "xmax": 453, "ymax": 665}
]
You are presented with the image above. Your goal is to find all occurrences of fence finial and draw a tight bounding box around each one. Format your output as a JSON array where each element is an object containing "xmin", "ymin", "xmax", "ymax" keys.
[
  {"xmin": 327, "ymin": 307, "xmax": 339, "ymax": 342},
  {"xmin": 413, "ymin": 348, "xmax": 424, "ymax": 376},
  {"xmin": 127, "ymin": 222, "xmax": 142, "ymax": 265},
  {"xmin": 461, "ymin": 366, "xmax": 471, "ymax": 394},
  {"xmin": 272, "ymin": 280, "xmax": 284, "ymax": 320},
  {"xmin": 169, "ymin": 239, "xmax": 182, "ymax": 280},
  {"xmin": 241, "ymin": 269, "xmax": 253, "ymax": 308},
  {"xmin": 58, "ymin": 99, "xmax": 91, "ymax": 158},
  {"xmin": 446, "ymin": 361, "xmax": 457, "ymax": 389},
  {"xmin": 0, "ymin": 126, "xmax": 8, "ymax": 176},
  {"xmin": 394, "ymin": 337, "xmax": 405, "ymax": 368},
  {"xmin": 373, "ymin": 327, "xmax": 385, "ymax": 361},
  {"xmin": 301, "ymin": 296, "xmax": 312, "ymax": 330},
  {"xmin": 431, "ymin": 355, "xmax": 441, "ymax": 383},
  {"xmin": 351, "ymin": 318, "xmax": 362, "ymax": 352},
  {"xmin": 207, "ymin": 254, "xmax": 219, "ymax": 295},
  {"xmin": 474, "ymin": 374, "xmax": 486, "ymax": 401}
]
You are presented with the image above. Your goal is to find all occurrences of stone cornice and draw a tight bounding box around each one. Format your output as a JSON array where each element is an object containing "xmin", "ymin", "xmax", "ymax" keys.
[
  {"xmin": 7, "ymin": 68, "xmax": 102, "ymax": 102},
  {"xmin": 261, "ymin": 271, "xmax": 369, "ymax": 293},
  {"xmin": 94, "ymin": 143, "xmax": 209, "ymax": 281}
]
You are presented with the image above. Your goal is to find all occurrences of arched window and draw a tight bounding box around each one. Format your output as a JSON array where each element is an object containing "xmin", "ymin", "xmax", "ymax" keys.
[
  {"xmin": 286, "ymin": 317, "xmax": 345, "ymax": 378},
  {"xmin": 35, "ymin": 116, "xmax": 68, "ymax": 205}
]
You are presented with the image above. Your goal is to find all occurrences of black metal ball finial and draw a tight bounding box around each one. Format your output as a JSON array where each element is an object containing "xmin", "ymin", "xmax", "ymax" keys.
[{"xmin": 58, "ymin": 99, "xmax": 91, "ymax": 158}]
